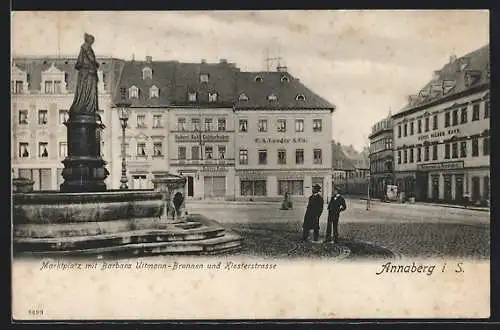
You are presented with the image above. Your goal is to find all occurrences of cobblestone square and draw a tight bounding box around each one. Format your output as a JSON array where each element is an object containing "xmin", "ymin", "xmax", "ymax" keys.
[{"xmin": 187, "ymin": 199, "xmax": 490, "ymax": 260}]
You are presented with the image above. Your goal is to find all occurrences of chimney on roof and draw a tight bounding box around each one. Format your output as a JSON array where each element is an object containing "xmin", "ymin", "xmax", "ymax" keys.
[
  {"xmin": 433, "ymin": 70, "xmax": 440, "ymax": 81},
  {"xmin": 277, "ymin": 65, "xmax": 288, "ymax": 73},
  {"xmin": 145, "ymin": 56, "xmax": 152, "ymax": 63},
  {"xmin": 219, "ymin": 59, "xmax": 228, "ymax": 64},
  {"xmin": 450, "ymin": 55, "xmax": 457, "ymax": 63}
]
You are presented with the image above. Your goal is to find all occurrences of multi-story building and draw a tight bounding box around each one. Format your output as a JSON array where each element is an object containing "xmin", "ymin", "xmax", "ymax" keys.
[
  {"xmin": 167, "ymin": 60, "xmax": 240, "ymax": 199},
  {"xmin": 332, "ymin": 141, "xmax": 370, "ymax": 196},
  {"xmin": 111, "ymin": 56, "xmax": 176, "ymax": 189},
  {"xmin": 11, "ymin": 56, "xmax": 124, "ymax": 190},
  {"xmin": 392, "ymin": 44, "xmax": 489, "ymax": 205},
  {"xmin": 14, "ymin": 56, "xmax": 335, "ymax": 199},
  {"xmin": 368, "ymin": 113, "xmax": 394, "ymax": 199},
  {"xmin": 233, "ymin": 68, "xmax": 335, "ymax": 201}
]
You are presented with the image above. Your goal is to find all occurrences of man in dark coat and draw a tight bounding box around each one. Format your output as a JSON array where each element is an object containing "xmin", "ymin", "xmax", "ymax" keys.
[
  {"xmin": 302, "ymin": 184, "xmax": 324, "ymax": 242},
  {"xmin": 325, "ymin": 186, "xmax": 347, "ymax": 243}
]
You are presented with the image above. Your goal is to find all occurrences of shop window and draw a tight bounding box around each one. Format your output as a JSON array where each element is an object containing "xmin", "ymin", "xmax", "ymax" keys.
[
  {"xmin": 240, "ymin": 180, "xmax": 267, "ymax": 196},
  {"xmin": 278, "ymin": 180, "xmax": 304, "ymax": 195}
]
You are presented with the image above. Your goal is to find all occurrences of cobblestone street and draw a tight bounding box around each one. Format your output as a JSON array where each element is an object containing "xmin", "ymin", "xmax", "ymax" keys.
[{"xmin": 187, "ymin": 199, "xmax": 490, "ymax": 260}]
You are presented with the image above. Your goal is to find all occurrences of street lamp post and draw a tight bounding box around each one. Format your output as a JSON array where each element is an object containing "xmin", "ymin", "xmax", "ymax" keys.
[{"xmin": 116, "ymin": 102, "xmax": 131, "ymax": 190}]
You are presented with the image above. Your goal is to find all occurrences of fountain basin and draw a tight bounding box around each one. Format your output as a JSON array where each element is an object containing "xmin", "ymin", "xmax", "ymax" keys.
[
  {"xmin": 13, "ymin": 190, "xmax": 164, "ymax": 224},
  {"xmin": 12, "ymin": 188, "xmax": 243, "ymax": 257}
]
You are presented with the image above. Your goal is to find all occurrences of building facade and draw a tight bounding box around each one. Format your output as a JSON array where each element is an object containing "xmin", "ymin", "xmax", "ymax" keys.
[
  {"xmin": 368, "ymin": 114, "xmax": 394, "ymax": 199},
  {"xmin": 392, "ymin": 45, "xmax": 490, "ymax": 205},
  {"xmin": 111, "ymin": 57, "xmax": 175, "ymax": 189},
  {"xmin": 234, "ymin": 70, "xmax": 334, "ymax": 201},
  {"xmin": 11, "ymin": 56, "xmax": 123, "ymax": 190},
  {"xmin": 13, "ymin": 56, "xmax": 335, "ymax": 199}
]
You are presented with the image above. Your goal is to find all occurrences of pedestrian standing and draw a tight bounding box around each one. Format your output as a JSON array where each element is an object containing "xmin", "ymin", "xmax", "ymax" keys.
[
  {"xmin": 325, "ymin": 186, "xmax": 347, "ymax": 244},
  {"xmin": 302, "ymin": 184, "xmax": 324, "ymax": 243}
]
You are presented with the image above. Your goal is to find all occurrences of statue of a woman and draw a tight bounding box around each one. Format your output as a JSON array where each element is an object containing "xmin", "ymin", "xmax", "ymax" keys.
[{"xmin": 70, "ymin": 33, "xmax": 100, "ymax": 115}]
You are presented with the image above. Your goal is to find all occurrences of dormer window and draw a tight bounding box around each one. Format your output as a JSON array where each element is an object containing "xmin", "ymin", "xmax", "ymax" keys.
[
  {"xmin": 281, "ymin": 76, "xmax": 289, "ymax": 83},
  {"xmin": 129, "ymin": 85, "xmax": 139, "ymax": 99},
  {"xmin": 296, "ymin": 94, "xmax": 306, "ymax": 101},
  {"xmin": 188, "ymin": 91, "xmax": 197, "ymax": 102},
  {"xmin": 255, "ymin": 76, "xmax": 263, "ymax": 83},
  {"xmin": 200, "ymin": 73, "xmax": 209, "ymax": 83},
  {"xmin": 208, "ymin": 92, "xmax": 218, "ymax": 102},
  {"xmin": 11, "ymin": 62, "xmax": 29, "ymax": 94},
  {"xmin": 238, "ymin": 93, "xmax": 249, "ymax": 101},
  {"xmin": 41, "ymin": 63, "xmax": 67, "ymax": 94},
  {"xmin": 142, "ymin": 67, "xmax": 152, "ymax": 80},
  {"xmin": 267, "ymin": 93, "xmax": 277, "ymax": 101},
  {"xmin": 150, "ymin": 85, "xmax": 159, "ymax": 98}
]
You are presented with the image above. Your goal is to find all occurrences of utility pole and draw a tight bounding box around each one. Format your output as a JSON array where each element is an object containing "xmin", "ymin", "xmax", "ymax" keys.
[{"xmin": 366, "ymin": 139, "xmax": 371, "ymax": 211}]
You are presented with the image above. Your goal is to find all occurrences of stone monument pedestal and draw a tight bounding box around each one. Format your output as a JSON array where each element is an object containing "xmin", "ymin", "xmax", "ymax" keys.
[{"xmin": 60, "ymin": 114, "xmax": 108, "ymax": 192}]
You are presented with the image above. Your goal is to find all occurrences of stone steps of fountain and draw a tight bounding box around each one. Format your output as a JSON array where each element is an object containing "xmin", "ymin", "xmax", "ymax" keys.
[
  {"xmin": 14, "ymin": 231, "xmax": 243, "ymax": 257},
  {"xmin": 14, "ymin": 219, "xmax": 225, "ymax": 240},
  {"xmin": 13, "ymin": 213, "xmax": 243, "ymax": 257}
]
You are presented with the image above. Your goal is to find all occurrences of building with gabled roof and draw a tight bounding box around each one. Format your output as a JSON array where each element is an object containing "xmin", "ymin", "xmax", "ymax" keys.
[
  {"xmin": 392, "ymin": 44, "xmax": 489, "ymax": 205},
  {"xmin": 233, "ymin": 68, "xmax": 335, "ymax": 201},
  {"xmin": 11, "ymin": 56, "xmax": 124, "ymax": 190}
]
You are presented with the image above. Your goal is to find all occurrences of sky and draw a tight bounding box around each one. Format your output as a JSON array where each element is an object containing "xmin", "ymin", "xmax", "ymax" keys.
[{"xmin": 11, "ymin": 10, "xmax": 489, "ymax": 151}]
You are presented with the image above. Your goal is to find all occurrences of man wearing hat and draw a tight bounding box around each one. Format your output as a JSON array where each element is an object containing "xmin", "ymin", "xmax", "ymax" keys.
[
  {"xmin": 302, "ymin": 183, "xmax": 324, "ymax": 242},
  {"xmin": 325, "ymin": 185, "xmax": 347, "ymax": 243}
]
